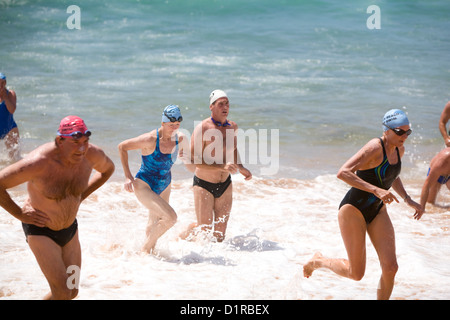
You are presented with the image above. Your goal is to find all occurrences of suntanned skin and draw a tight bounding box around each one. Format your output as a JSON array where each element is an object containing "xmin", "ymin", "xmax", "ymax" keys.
[
  {"xmin": 303, "ymin": 124, "xmax": 423, "ymax": 300},
  {"xmin": 182, "ymin": 96, "xmax": 252, "ymax": 242},
  {"xmin": 420, "ymin": 147, "xmax": 450, "ymax": 208},
  {"xmin": 439, "ymin": 101, "xmax": 450, "ymax": 147},
  {"xmin": 118, "ymin": 121, "xmax": 191, "ymax": 253},
  {"xmin": 0, "ymin": 134, "xmax": 114, "ymax": 299}
]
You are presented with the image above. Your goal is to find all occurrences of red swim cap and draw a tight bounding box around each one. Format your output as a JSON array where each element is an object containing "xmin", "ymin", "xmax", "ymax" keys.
[{"xmin": 58, "ymin": 116, "xmax": 88, "ymax": 135}]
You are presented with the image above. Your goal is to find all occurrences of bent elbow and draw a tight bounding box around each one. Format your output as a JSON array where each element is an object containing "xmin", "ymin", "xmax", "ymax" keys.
[{"xmin": 336, "ymin": 168, "xmax": 346, "ymax": 181}]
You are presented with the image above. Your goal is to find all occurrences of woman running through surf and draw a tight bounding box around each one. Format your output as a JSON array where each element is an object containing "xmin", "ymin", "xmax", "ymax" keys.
[
  {"xmin": 303, "ymin": 109, "xmax": 423, "ymax": 300},
  {"xmin": 118, "ymin": 105, "xmax": 189, "ymax": 254}
]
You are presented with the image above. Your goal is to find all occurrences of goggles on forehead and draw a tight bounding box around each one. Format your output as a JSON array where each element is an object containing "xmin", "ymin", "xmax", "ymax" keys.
[
  {"xmin": 57, "ymin": 130, "xmax": 92, "ymax": 139},
  {"xmin": 163, "ymin": 111, "xmax": 183, "ymax": 122}
]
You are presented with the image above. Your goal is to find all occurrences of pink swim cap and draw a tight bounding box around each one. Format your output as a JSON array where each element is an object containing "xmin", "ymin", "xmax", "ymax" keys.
[{"xmin": 58, "ymin": 116, "xmax": 88, "ymax": 135}]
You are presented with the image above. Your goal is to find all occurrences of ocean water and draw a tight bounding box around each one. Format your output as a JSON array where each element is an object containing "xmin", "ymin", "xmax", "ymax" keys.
[{"xmin": 0, "ymin": 0, "xmax": 449, "ymax": 300}]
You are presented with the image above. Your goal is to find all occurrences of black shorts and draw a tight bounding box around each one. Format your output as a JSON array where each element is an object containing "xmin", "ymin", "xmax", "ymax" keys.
[{"xmin": 22, "ymin": 219, "xmax": 78, "ymax": 247}]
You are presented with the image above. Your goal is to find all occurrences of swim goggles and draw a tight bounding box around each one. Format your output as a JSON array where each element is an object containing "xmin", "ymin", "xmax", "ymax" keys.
[
  {"xmin": 211, "ymin": 117, "xmax": 231, "ymax": 127},
  {"xmin": 383, "ymin": 123, "xmax": 412, "ymax": 136},
  {"xmin": 164, "ymin": 111, "xmax": 183, "ymax": 122},
  {"xmin": 57, "ymin": 130, "xmax": 92, "ymax": 139}
]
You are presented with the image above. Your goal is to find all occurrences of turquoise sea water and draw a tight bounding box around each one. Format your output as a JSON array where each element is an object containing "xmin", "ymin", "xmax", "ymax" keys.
[
  {"xmin": 1, "ymin": 1, "xmax": 449, "ymax": 301},
  {"xmin": 1, "ymin": 0, "xmax": 449, "ymax": 178}
]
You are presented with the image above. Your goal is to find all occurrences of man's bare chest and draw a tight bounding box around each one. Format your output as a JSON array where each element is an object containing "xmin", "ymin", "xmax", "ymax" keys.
[{"xmin": 32, "ymin": 164, "xmax": 92, "ymax": 201}]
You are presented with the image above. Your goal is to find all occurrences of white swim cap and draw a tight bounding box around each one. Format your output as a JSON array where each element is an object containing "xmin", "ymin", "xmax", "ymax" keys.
[{"xmin": 209, "ymin": 89, "xmax": 228, "ymax": 105}]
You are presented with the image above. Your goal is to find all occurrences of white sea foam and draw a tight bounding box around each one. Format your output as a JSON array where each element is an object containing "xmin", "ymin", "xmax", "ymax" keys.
[
  {"xmin": 1, "ymin": 0, "xmax": 449, "ymax": 300},
  {"xmin": 0, "ymin": 173, "xmax": 448, "ymax": 300}
]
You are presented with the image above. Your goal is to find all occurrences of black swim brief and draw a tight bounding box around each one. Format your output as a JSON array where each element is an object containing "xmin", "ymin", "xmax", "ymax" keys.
[
  {"xmin": 193, "ymin": 175, "xmax": 232, "ymax": 198},
  {"xmin": 22, "ymin": 219, "xmax": 78, "ymax": 247}
]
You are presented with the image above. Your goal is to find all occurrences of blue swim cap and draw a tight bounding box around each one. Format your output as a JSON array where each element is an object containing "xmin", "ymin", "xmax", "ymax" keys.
[
  {"xmin": 162, "ymin": 105, "xmax": 183, "ymax": 123},
  {"xmin": 382, "ymin": 109, "xmax": 410, "ymax": 131},
  {"xmin": 0, "ymin": 73, "xmax": 6, "ymax": 80}
]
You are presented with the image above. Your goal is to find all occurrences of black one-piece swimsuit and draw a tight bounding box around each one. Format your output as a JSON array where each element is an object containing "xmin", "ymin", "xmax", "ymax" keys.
[{"xmin": 339, "ymin": 138, "xmax": 401, "ymax": 224}]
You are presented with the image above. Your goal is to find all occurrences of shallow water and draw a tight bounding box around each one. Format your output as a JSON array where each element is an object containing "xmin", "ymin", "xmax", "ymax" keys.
[
  {"xmin": 0, "ymin": 174, "xmax": 448, "ymax": 300},
  {"xmin": 0, "ymin": 0, "xmax": 449, "ymax": 300}
]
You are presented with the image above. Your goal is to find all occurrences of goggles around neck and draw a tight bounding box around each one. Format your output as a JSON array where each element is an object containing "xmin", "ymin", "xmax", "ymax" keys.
[
  {"xmin": 211, "ymin": 117, "xmax": 231, "ymax": 127},
  {"xmin": 383, "ymin": 123, "xmax": 412, "ymax": 136}
]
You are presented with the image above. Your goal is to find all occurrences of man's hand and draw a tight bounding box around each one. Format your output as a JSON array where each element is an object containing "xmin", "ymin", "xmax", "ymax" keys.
[
  {"xmin": 239, "ymin": 167, "xmax": 252, "ymax": 181},
  {"xmin": 21, "ymin": 205, "xmax": 50, "ymax": 227},
  {"xmin": 224, "ymin": 162, "xmax": 239, "ymax": 174}
]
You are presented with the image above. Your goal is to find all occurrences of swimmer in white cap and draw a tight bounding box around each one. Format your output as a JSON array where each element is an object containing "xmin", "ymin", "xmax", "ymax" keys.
[
  {"xmin": 181, "ymin": 89, "xmax": 252, "ymax": 242},
  {"xmin": 303, "ymin": 109, "xmax": 423, "ymax": 300}
]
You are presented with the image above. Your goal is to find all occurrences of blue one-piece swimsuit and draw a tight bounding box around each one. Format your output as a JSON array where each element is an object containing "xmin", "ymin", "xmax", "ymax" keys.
[
  {"xmin": 0, "ymin": 96, "xmax": 17, "ymax": 139},
  {"xmin": 135, "ymin": 129, "xmax": 178, "ymax": 195}
]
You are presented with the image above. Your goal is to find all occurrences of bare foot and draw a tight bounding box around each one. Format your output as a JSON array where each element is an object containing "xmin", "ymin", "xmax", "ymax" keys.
[
  {"xmin": 179, "ymin": 222, "xmax": 198, "ymax": 241},
  {"xmin": 141, "ymin": 245, "xmax": 155, "ymax": 255},
  {"xmin": 303, "ymin": 252, "xmax": 323, "ymax": 278}
]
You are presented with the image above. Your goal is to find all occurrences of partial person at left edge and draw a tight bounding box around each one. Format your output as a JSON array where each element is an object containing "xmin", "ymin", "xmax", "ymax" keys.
[
  {"xmin": 0, "ymin": 115, "xmax": 115, "ymax": 300},
  {"xmin": 439, "ymin": 101, "xmax": 450, "ymax": 147},
  {"xmin": 0, "ymin": 72, "xmax": 20, "ymax": 161}
]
